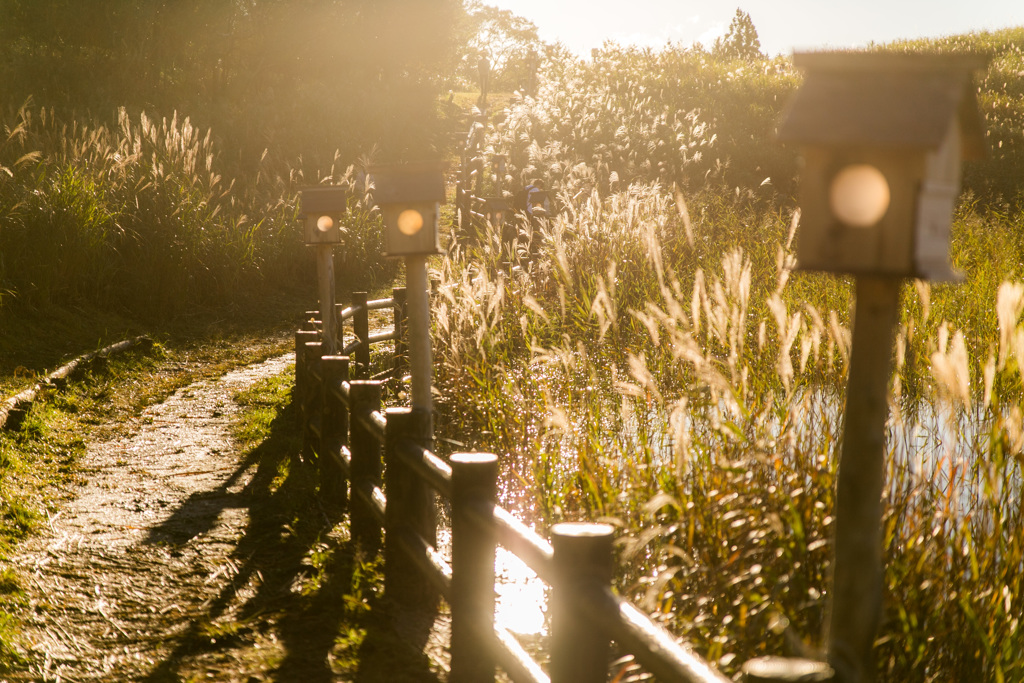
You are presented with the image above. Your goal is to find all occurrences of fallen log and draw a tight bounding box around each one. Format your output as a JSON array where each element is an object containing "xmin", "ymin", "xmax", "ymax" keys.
[{"xmin": 0, "ymin": 336, "xmax": 152, "ymax": 431}]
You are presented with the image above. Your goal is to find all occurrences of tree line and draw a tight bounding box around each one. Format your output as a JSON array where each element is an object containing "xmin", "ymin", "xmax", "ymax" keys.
[{"xmin": 0, "ymin": 0, "xmax": 471, "ymax": 166}]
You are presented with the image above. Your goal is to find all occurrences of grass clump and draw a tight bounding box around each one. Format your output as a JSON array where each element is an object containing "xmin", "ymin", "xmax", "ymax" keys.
[
  {"xmin": 0, "ymin": 103, "xmax": 396, "ymax": 319},
  {"xmin": 234, "ymin": 371, "xmax": 297, "ymax": 449}
]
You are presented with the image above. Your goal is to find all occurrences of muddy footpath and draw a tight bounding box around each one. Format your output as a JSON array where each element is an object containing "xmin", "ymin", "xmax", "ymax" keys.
[{"xmin": 3, "ymin": 351, "xmax": 449, "ymax": 683}]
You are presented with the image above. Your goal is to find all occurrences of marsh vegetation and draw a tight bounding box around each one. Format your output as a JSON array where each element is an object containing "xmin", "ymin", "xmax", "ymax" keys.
[
  {"xmin": 2, "ymin": 2, "xmax": 1023, "ymax": 679},
  {"xmin": 433, "ymin": 28, "xmax": 1024, "ymax": 681}
]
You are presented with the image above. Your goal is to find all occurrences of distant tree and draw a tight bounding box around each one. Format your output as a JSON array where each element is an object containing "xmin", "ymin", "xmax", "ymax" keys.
[
  {"xmin": 713, "ymin": 9, "xmax": 763, "ymax": 61},
  {"xmin": 457, "ymin": 1, "xmax": 544, "ymax": 92}
]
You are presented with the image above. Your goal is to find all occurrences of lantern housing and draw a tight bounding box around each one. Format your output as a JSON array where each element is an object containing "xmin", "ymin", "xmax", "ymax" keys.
[
  {"xmin": 299, "ymin": 186, "xmax": 348, "ymax": 245},
  {"xmin": 777, "ymin": 52, "xmax": 987, "ymax": 280},
  {"xmin": 371, "ymin": 163, "xmax": 445, "ymax": 257},
  {"xmin": 481, "ymin": 196, "xmax": 509, "ymax": 227}
]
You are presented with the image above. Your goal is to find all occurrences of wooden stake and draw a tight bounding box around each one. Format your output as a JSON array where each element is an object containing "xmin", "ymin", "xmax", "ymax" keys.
[
  {"xmin": 827, "ymin": 275, "xmax": 901, "ymax": 683},
  {"xmin": 450, "ymin": 453, "xmax": 499, "ymax": 683},
  {"xmin": 550, "ymin": 523, "xmax": 614, "ymax": 683},
  {"xmin": 406, "ymin": 254, "xmax": 432, "ymax": 419},
  {"xmin": 316, "ymin": 244, "xmax": 337, "ymax": 354}
]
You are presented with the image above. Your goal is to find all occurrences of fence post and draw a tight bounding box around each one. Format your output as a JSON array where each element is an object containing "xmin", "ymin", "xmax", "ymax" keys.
[
  {"xmin": 383, "ymin": 406, "xmax": 437, "ymax": 612},
  {"xmin": 450, "ymin": 453, "xmax": 499, "ymax": 683},
  {"xmin": 294, "ymin": 330, "xmax": 318, "ymax": 428},
  {"xmin": 456, "ymin": 180, "xmax": 466, "ymax": 236},
  {"xmin": 302, "ymin": 340, "xmax": 323, "ymax": 460},
  {"xmin": 392, "ymin": 287, "xmax": 408, "ymax": 378},
  {"xmin": 406, "ymin": 256, "xmax": 433, "ymax": 417},
  {"xmin": 335, "ymin": 301, "xmax": 346, "ymax": 341},
  {"xmin": 352, "ymin": 291, "xmax": 371, "ymax": 378},
  {"xmin": 550, "ymin": 522, "xmax": 614, "ymax": 683},
  {"xmin": 349, "ymin": 380, "xmax": 383, "ymax": 554},
  {"xmin": 320, "ymin": 355, "xmax": 350, "ymax": 510}
]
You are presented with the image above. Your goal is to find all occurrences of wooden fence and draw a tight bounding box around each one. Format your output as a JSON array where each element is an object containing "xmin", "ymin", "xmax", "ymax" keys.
[
  {"xmin": 293, "ymin": 291, "xmax": 733, "ymax": 683},
  {"xmin": 290, "ymin": 107, "xmax": 834, "ymax": 683},
  {"xmin": 454, "ymin": 106, "xmax": 517, "ymax": 249}
]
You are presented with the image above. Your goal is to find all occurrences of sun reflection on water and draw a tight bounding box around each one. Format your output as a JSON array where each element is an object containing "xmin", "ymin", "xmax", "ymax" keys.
[
  {"xmin": 494, "ymin": 545, "xmax": 547, "ymax": 635},
  {"xmin": 437, "ymin": 528, "xmax": 548, "ymax": 636}
]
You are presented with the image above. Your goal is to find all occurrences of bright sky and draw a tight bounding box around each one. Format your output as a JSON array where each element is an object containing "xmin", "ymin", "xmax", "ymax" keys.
[{"xmin": 486, "ymin": 0, "xmax": 1024, "ymax": 56}]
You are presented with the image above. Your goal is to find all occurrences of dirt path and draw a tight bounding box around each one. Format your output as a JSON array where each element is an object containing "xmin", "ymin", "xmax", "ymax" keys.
[{"xmin": 5, "ymin": 354, "xmax": 297, "ymax": 682}]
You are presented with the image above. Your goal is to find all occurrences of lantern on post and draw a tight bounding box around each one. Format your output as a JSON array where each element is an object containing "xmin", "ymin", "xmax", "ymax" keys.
[
  {"xmin": 481, "ymin": 196, "xmax": 509, "ymax": 227},
  {"xmin": 527, "ymin": 189, "xmax": 550, "ymax": 218},
  {"xmin": 299, "ymin": 186, "xmax": 350, "ymax": 354},
  {"xmin": 370, "ymin": 163, "xmax": 446, "ymax": 421},
  {"xmin": 372, "ymin": 163, "xmax": 444, "ymax": 258},
  {"xmin": 299, "ymin": 186, "xmax": 348, "ymax": 245},
  {"xmin": 774, "ymin": 52, "xmax": 987, "ymax": 683},
  {"xmin": 778, "ymin": 52, "xmax": 987, "ymax": 281},
  {"xmin": 476, "ymin": 195, "xmax": 513, "ymax": 246}
]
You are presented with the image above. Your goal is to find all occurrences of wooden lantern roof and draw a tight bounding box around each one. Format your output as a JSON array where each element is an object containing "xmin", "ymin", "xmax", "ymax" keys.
[
  {"xmin": 299, "ymin": 186, "xmax": 350, "ymax": 215},
  {"xmin": 370, "ymin": 162, "xmax": 446, "ymax": 205},
  {"xmin": 778, "ymin": 52, "xmax": 988, "ymax": 160}
]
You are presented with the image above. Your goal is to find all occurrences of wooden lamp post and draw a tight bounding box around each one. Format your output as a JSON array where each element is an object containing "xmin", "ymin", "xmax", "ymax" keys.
[
  {"xmin": 299, "ymin": 186, "xmax": 349, "ymax": 354},
  {"xmin": 370, "ymin": 163, "xmax": 445, "ymax": 420},
  {"xmin": 482, "ymin": 196, "xmax": 509, "ymax": 228},
  {"xmin": 766, "ymin": 52, "xmax": 987, "ymax": 683}
]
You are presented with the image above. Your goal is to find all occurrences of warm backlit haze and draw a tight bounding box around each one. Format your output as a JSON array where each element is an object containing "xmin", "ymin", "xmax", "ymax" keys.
[{"xmin": 486, "ymin": 0, "xmax": 1024, "ymax": 55}]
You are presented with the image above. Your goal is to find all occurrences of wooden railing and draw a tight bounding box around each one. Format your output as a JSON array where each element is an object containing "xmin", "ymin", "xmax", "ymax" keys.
[
  {"xmin": 293, "ymin": 301, "xmax": 731, "ymax": 683},
  {"xmin": 299, "ymin": 289, "xmax": 408, "ymax": 377},
  {"xmin": 454, "ymin": 104, "xmax": 516, "ymax": 249}
]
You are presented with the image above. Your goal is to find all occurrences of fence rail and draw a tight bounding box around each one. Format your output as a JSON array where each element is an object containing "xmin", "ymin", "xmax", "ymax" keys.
[{"xmin": 293, "ymin": 293, "xmax": 732, "ymax": 683}]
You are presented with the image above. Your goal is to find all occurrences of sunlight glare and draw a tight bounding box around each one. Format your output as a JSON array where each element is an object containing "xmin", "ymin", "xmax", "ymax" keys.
[
  {"xmin": 437, "ymin": 528, "xmax": 548, "ymax": 636},
  {"xmin": 398, "ymin": 209, "xmax": 425, "ymax": 235},
  {"xmin": 829, "ymin": 164, "xmax": 890, "ymax": 228},
  {"xmin": 495, "ymin": 546, "xmax": 547, "ymax": 635}
]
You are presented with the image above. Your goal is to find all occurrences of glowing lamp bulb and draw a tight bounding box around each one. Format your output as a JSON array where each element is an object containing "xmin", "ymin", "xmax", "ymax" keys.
[
  {"xmin": 829, "ymin": 164, "xmax": 890, "ymax": 228},
  {"xmin": 317, "ymin": 215, "xmax": 334, "ymax": 232},
  {"xmin": 398, "ymin": 209, "xmax": 424, "ymax": 235}
]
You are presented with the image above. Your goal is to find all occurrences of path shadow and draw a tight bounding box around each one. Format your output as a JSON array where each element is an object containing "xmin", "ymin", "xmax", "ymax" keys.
[
  {"xmin": 351, "ymin": 603, "xmax": 443, "ymax": 682},
  {"xmin": 143, "ymin": 449, "xmax": 260, "ymax": 546},
  {"xmin": 140, "ymin": 396, "xmax": 441, "ymax": 682}
]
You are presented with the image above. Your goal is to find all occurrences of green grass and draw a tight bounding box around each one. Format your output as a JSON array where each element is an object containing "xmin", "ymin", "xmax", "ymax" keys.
[
  {"xmin": 234, "ymin": 371, "xmax": 297, "ymax": 448},
  {"xmin": 0, "ymin": 305, "xmax": 146, "ymax": 396}
]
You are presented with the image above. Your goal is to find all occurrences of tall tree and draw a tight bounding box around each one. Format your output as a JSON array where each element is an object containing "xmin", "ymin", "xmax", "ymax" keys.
[
  {"xmin": 713, "ymin": 8, "xmax": 763, "ymax": 61},
  {"xmin": 457, "ymin": 1, "xmax": 544, "ymax": 92}
]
